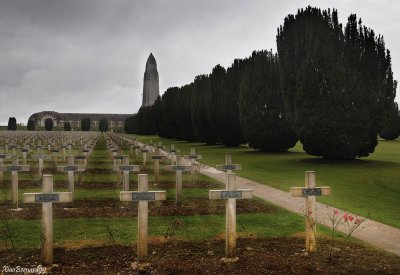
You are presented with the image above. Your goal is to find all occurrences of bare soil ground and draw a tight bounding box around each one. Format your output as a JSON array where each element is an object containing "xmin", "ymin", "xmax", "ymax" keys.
[
  {"xmin": 0, "ymin": 197, "xmax": 275, "ymax": 219},
  {"xmin": 1, "ymin": 238, "xmax": 399, "ymax": 274}
]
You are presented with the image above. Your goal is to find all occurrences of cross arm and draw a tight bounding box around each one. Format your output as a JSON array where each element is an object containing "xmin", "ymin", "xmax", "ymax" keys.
[
  {"xmin": 290, "ymin": 186, "xmax": 331, "ymax": 197},
  {"xmin": 216, "ymin": 164, "xmax": 242, "ymax": 171},
  {"xmin": 0, "ymin": 165, "xmax": 30, "ymax": 172},
  {"xmin": 209, "ymin": 189, "xmax": 253, "ymax": 199},
  {"xmin": 120, "ymin": 191, "xmax": 167, "ymax": 201},
  {"xmin": 57, "ymin": 165, "xmax": 86, "ymax": 172},
  {"xmin": 112, "ymin": 165, "xmax": 141, "ymax": 172},
  {"xmin": 23, "ymin": 192, "xmax": 73, "ymax": 203},
  {"xmin": 165, "ymin": 165, "xmax": 193, "ymax": 172}
]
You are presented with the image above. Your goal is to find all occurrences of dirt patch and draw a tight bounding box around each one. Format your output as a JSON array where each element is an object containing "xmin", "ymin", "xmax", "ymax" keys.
[
  {"xmin": 14, "ymin": 179, "xmax": 223, "ymax": 189},
  {"xmin": 0, "ymin": 198, "xmax": 274, "ymax": 219},
  {"xmin": 154, "ymin": 180, "xmax": 224, "ymax": 189},
  {"xmin": 0, "ymin": 238, "xmax": 399, "ymax": 274}
]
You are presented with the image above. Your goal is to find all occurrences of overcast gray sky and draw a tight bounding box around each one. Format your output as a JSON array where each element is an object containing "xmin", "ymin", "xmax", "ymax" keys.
[{"xmin": 0, "ymin": 0, "xmax": 399, "ymax": 125}]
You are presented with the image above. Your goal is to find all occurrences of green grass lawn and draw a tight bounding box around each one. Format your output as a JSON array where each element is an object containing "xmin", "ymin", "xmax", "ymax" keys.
[
  {"xmin": 4, "ymin": 210, "xmax": 327, "ymax": 249},
  {"xmin": 0, "ymin": 134, "xmax": 390, "ymax": 256},
  {"xmin": 134, "ymin": 135, "xmax": 400, "ymax": 229}
]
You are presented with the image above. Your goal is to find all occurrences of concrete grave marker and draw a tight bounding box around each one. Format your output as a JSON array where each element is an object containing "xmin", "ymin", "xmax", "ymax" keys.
[
  {"xmin": 151, "ymin": 152, "xmax": 164, "ymax": 184},
  {"xmin": 209, "ymin": 173, "xmax": 253, "ymax": 258},
  {"xmin": 74, "ymin": 155, "xmax": 87, "ymax": 166},
  {"xmin": 0, "ymin": 153, "xmax": 11, "ymax": 183},
  {"xmin": 165, "ymin": 156, "xmax": 193, "ymax": 205},
  {"xmin": 290, "ymin": 171, "xmax": 331, "ymax": 253},
  {"xmin": 33, "ymin": 153, "xmax": 52, "ymax": 179},
  {"xmin": 120, "ymin": 174, "xmax": 166, "ymax": 261},
  {"xmin": 216, "ymin": 155, "xmax": 241, "ymax": 174},
  {"xmin": 184, "ymin": 148, "xmax": 202, "ymax": 182},
  {"xmin": 168, "ymin": 145, "xmax": 180, "ymax": 164},
  {"xmin": 0, "ymin": 157, "xmax": 30, "ymax": 209},
  {"xmin": 112, "ymin": 156, "xmax": 140, "ymax": 192},
  {"xmin": 57, "ymin": 156, "xmax": 85, "ymax": 205},
  {"xmin": 23, "ymin": 175, "xmax": 72, "ymax": 266},
  {"xmin": 141, "ymin": 148, "xmax": 149, "ymax": 168},
  {"xmin": 50, "ymin": 149, "xmax": 60, "ymax": 165}
]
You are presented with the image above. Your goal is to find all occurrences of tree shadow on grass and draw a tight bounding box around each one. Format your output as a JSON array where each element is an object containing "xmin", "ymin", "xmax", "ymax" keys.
[
  {"xmin": 242, "ymin": 150, "xmax": 304, "ymax": 156},
  {"xmin": 286, "ymin": 157, "xmax": 398, "ymax": 168}
]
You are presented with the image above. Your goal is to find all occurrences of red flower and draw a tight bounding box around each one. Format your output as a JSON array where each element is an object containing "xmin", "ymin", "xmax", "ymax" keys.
[
  {"xmin": 343, "ymin": 213, "xmax": 348, "ymax": 222},
  {"xmin": 333, "ymin": 209, "xmax": 339, "ymax": 215},
  {"xmin": 348, "ymin": 215, "xmax": 354, "ymax": 222}
]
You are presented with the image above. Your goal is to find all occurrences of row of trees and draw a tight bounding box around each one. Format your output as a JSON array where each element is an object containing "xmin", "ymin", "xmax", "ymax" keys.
[
  {"xmin": 125, "ymin": 50, "xmax": 299, "ymax": 151},
  {"xmin": 125, "ymin": 7, "xmax": 399, "ymax": 159},
  {"xmin": 23, "ymin": 118, "xmax": 110, "ymax": 132}
]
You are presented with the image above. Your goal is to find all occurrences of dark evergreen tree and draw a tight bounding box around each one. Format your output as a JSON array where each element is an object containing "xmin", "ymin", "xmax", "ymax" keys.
[
  {"xmin": 178, "ymin": 84, "xmax": 195, "ymax": 141},
  {"xmin": 277, "ymin": 7, "xmax": 396, "ymax": 159},
  {"xmin": 99, "ymin": 118, "xmax": 109, "ymax": 132},
  {"xmin": 136, "ymin": 106, "xmax": 156, "ymax": 135},
  {"xmin": 206, "ymin": 65, "xmax": 226, "ymax": 143},
  {"xmin": 81, "ymin": 118, "xmax": 91, "ymax": 131},
  {"xmin": 63, "ymin": 122, "xmax": 71, "ymax": 131},
  {"xmin": 220, "ymin": 59, "xmax": 246, "ymax": 146},
  {"xmin": 380, "ymin": 103, "xmax": 400, "ymax": 140},
  {"xmin": 158, "ymin": 87, "xmax": 179, "ymax": 138},
  {"xmin": 45, "ymin": 118, "xmax": 53, "ymax": 131},
  {"xmin": 124, "ymin": 116, "xmax": 135, "ymax": 134},
  {"xmin": 190, "ymin": 75, "xmax": 216, "ymax": 143},
  {"xmin": 239, "ymin": 51, "xmax": 297, "ymax": 151},
  {"xmin": 27, "ymin": 119, "xmax": 35, "ymax": 131},
  {"xmin": 7, "ymin": 117, "xmax": 17, "ymax": 130}
]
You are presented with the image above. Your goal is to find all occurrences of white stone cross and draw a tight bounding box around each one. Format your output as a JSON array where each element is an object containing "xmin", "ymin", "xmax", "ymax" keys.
[
  {"xmin": 151, "ymin": 152, "xmax": 164, "ymax": 184},
  {"xmin": 216, "ymin": 155, "xmax": 241, "ymax": 174},
  {"xmin": 0, "ymin": 153, "xmax": 11, "ymax": 183},
  {"xmin": 120, "ymin": 174, "xmax": 166, "ymax": 261},
  {"xmin": 184, "ymin": 148, "xmax": 202, "ymax": 183},
  {"xmin": 133, "ymin": 145, "xmax": 140, "ymax": 159},
  {"xmin": 33, "ymin": 153, "xmax": 52, "ymax": 179},
  {"xmin": 113, "ymin": 155, "xmax": 140, "ymax": 191},
  {"xmin": 23, "ymin": 174, "xmax": 72, "ymax": 266},
  {"xmin": 0, "ymin": 157, "xmax": 30, "ymax": 209},
  {"xmin": 141, "ymin": 148, "xmax": 149, "ymax": 168},
  {"xmin": 290, "ymin": 171, "xmax": 331, "ymax": 253},
  {"xmin": 209, "ymin": 173, "xmax": 252, "ymax": 258},
  {"xmin": 21, "ymin": 148, "xmax": 29, "ymax": 165},
  {"xmin": 74, "ymin": 155, "xmax": 87, "ymax": 166},
  {"xmin": 168, "ymin": 145, "xmax": 180, "ymax": 164},
  {"xmin": 57, "ymin": 156, "xmax": 85, "ymax": 204},
  {"xmin": 165, "ymin": 155, "xmax": 193, "ymax": 205},
  {"xmin": 50, "ymin": 149, "xmax": 60, "ymax": 165}
]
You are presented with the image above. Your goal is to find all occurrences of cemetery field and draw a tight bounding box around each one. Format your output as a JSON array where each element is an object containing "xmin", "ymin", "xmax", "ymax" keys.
[
  {"xmin": 0, "ymin": 132, "xmax": 399, "ymax": 273},
  {"xmin": 135, "ymin": 135, "xmax": 400, "ymax": 229}
]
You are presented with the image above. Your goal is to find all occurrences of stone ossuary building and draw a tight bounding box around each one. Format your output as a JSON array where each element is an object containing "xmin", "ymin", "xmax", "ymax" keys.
[
  {"xmin": 27, "ymin": 53, "xmax": 160, "ymax": 129},
  {"xmin": 28, "ymin": 111, "xmax": 130, "ymax": 129}
]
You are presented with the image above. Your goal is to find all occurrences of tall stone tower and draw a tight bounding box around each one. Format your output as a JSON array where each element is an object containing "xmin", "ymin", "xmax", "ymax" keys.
[{"xmin": 142, "ymin": 53, "xmax": 159, "ymax": 107}]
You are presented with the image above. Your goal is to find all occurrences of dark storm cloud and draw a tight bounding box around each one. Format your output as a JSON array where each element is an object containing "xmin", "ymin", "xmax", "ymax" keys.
[{"xmin": 0, "ymin": 0, "xmax": 399, "ymax": 124}]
